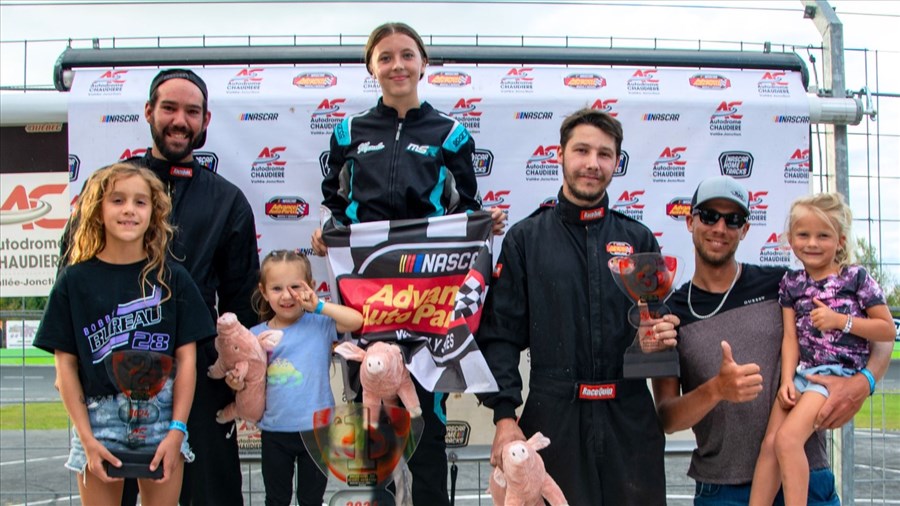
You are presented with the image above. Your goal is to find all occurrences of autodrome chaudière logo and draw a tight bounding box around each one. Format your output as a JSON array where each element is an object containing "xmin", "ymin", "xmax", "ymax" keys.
[
  {"xmin": 709, "ymin": 101, "xmax": 743, "ymax": 136},
  {"xmin": 227, "ymin": 68, "xmax": 264, "ymax": 94},
  {"xmin": 759, "ymin": 232, "xmax": 792, "ymax": 265},
  {"xmin": 449, "ymin": 98, "xmax": 482, "ymax": 133},
  {"xmin": 748, "ymin": 191, "xmax": 768, "ymax": 225},
  {"xmin": 590, "ymin": 99, "xmax": 619, "ymax": 117},
  {"xmin": 89, "ymin": 70, "xmax": 128, "ymax": 96},
  {"xmin": 652, "ymin": 147, "xmax": 687, "ymax": 183},
  {"xmin": 784, "ymin": 148, "xmax": 811, "ymax": 184},
  {"xmin": 501, "ymin": 67, "xmax": 534, "ymax": 93},
  {"xmin": 309, "ymin": 99, "xmax": 346, "ymax": 135},
  {"xmin": 758, "ymin": 71, "xmax": 791, "ymax": 97},
  {"xmin": 627, "ymin": 69, "xmax": 660, "ymax": 94},
  {"xmin": 251, "ymin": 146, "xmax": 286, "ymax": 184},
  {"xmin": 612, "ymin": 190, "xmax": 645, "ymax": 221},
  {"xmin": 525, "ymin": 145, "xmax": 560, "ymax": 182}
]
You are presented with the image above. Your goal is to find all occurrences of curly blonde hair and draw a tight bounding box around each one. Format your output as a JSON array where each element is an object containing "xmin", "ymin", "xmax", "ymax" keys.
[
  {"xmin": 784, "ymin": 192, "xmax": 854, "ymax": 269},
  {"xmin": 67, "ymin": 163, "xmax": 174, "ymax": 300}
]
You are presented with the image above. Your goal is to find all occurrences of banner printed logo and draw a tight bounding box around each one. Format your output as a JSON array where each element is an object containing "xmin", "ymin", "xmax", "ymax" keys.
[{"xmin": 322, "ymin": 212, "xmax": 498, "ymax": 393}]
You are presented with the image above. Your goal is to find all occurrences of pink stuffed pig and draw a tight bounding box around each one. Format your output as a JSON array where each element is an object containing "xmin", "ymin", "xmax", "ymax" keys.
[
  {"xmin": 334, "ymin": 341, "xmax": 421, "ymax": 421},
  {"xmin": 489, "ymin": 432, "xmax": 569, "ymax": 506},
  {"xmin": 207, "ymin": 312, "xmax": 282, "ymax": 423}
]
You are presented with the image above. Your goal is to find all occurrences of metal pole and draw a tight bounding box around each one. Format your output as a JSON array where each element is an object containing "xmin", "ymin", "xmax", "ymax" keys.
[{"xmin": 802, "ymin": 3, "xmax": 853, "ymax": 503}]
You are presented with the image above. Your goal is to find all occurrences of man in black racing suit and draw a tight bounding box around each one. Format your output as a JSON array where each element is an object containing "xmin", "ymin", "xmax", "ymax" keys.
[{"xmin": 477, "ymin": 109, "xmax": 674, "ymax": 506}]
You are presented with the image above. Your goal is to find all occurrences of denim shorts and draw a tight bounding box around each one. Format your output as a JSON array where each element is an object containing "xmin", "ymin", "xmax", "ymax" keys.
[
  {"xmin": 65, "ymin": 378, "xmax": 194, "ymax": 473},
  {"xmin": 694, "ymin": 467, "xmax": 839, "ymax": 506},
  {"xmin": 794, "ymin": 363, "xmax": 857, "ymax": 398}
]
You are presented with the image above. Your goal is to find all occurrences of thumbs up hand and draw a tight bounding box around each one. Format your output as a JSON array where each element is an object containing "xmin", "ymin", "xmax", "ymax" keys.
[
  {"xmin": 810, "ymin": 299, "xmax": 846, "ymax": 332},
  {"xmin": 715, "ymin": 341, "xmax": 763, "ymax": 403}
]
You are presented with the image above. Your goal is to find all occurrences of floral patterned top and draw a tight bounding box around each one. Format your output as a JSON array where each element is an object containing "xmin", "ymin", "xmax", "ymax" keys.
[{"xmin": 779, "ymin": 265, "xmax": 885, "ymax": 370}]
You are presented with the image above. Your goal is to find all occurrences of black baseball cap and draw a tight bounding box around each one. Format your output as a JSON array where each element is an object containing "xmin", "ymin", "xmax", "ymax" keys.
[{"xmin": 148, "ymin": 69, "xmax": 209, "ymax": 150}]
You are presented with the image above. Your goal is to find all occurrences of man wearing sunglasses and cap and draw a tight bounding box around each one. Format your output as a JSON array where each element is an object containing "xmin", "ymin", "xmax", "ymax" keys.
[
  {"xmin": 650, "ymin": 175, "xmax": 891, "ymax": 505},
  {"xmin": 61, "ymin": 69, "xmax": 259, "ymax": 505}
]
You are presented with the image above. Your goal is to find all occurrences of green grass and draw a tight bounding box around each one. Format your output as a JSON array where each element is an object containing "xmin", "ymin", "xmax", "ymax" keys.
[
  {"xmin": 0, "ymin": 402, "xmax": 69, "ymax": 430},
  {"xmin": 854, "ymin": 393, "xmax": 900, "ymax": 430},
  {"xmin": 892, "ymin": 340, "xmax": 900, "ymax": 361},
  {"xmin": 0, "ymin": 348, "xmax": 54, "ymax": 366}
]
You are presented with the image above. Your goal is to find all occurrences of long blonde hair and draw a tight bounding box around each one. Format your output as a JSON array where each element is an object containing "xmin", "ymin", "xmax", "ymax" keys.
[
  {"xmin": 67, "ymin": 163, "xmax": 175, "ymax": 300},
  {"xmin": 785, "ymin": 192, "xmax": 854, "ymax": 269}
]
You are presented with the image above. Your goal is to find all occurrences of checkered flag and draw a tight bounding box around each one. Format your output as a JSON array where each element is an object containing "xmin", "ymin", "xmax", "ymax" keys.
[{"xmin": 323, "ymin": 211, "xmax": 498, "ymax": 393}]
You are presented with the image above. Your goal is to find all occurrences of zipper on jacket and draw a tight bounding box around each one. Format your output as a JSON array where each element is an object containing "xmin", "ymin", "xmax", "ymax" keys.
[{"xmin": 389, "ymin": 120, "xmax": 403, "ymax": 213}]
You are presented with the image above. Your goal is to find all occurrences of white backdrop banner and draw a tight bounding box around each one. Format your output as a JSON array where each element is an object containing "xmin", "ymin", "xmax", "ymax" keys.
[{"xmin": 67, "ymin": 65, "xmax": 810, "ymax": 295}]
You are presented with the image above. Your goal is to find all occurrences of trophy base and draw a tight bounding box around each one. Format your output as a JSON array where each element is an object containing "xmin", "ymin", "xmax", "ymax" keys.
[
  {"xmin": 105, "ymin": 450, "xmax": 163, "ymax": 479},
  {"xmin": 623, "ymin": 348, "xmax": 680, "ymax": 379}
]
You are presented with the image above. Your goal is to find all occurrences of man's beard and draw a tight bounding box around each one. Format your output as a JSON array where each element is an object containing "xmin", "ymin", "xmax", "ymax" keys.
[
  {"xmin": 150, "ymin": 123, "xmax": 197, "ymax": 162},
  {"xmin": 694, "ymin": 236, "xmax": 737, "ymax": 268}
]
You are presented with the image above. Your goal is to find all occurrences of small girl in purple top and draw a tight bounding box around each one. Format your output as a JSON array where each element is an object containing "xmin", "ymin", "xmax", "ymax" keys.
[{"xmin": 750, "ymin": 192, "xmax": 894, "ymax": 506}]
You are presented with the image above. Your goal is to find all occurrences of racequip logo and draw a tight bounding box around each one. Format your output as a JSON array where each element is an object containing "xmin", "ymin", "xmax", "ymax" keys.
[
  {"xmin": 563, "ymin": 73, "xmax": 606, "ymax": 89},
  {"xmin": 689, "ymin": 73, "xmax": 731, "ymax": 90},
  {"xmin": 784, "ymin": 148, "xmax": 811, "ymax": 184},
  {"xmin": 428, "ymin": 71, "xmax": 472, "ymax": 87},
  {"xmin": 399, "ymin": 251, "xmax": 480, "ymax": 274},
  {"xmin": 239, "ymin": 112, "xmax": 279, "ymax": 121},
  {"xmin": 612, "ymin": 190, "xmax": 644, "ymax": 221},
  {"xmin": 501, "ymin": 68, "xmax": 534, "ymax": 92},
  {"xmin": 590, "ymin": 99, "xmax": 619, "ymax": 117},
  {"xmin": 227, "ymin": 68, "xmax": 264, "ymax": 93},
  {"xmin": 482, "ymin": 190, "xmax": 511, "ymax": 215},
  {"xmin": 653, "ymin": 147, "xmax": 687, "ymax": 182},
  {"xmin": 627, "ymin": 69, "xmax": 660, "ymax": 94},
  {"xmin": 265, "ymin": 196, "xmax": 309, "ymax": 220},
  {"xmin": 710, "ymin": 101, "xmax": 743, "ymax": 136},
  {"xmin": 578, "ymin": 383, "xmax": 616, "ymax": 400},
  {"xmin": 310, "ymin": 99, "xmax": 346, "ymax": 135},
  {"xmin": 581, "ymin": 207, "xmax": 605, "ymax": 221},
  {"xmin": 605, "ymin": 241, "xmax": 633, "ymax": 256},
  {"xmin": 100, "ymin": 114, "xmax": 140, "ymax": 123},
  {"xmin": 758, "ymin": 71, "xmax": 791, "ymax": 97},
  {"xmin": 718, "ymin": 151, "xmax": 753, "ymax": 178},
  {"xmin": 251, "ymin": 146, "xmax": 286, "ymax": 183},
  {"xmin": 292, "ymin": 72, "xmax": 337, "ymax": 89},
  {"xmin": 614, "ymin": 150, "xmax": 629, "ymax": 177},
  {"xmin": 450, "ymin": 98, "xmax": 482, "ymax": 132},
  {"xmin": 525, "ymin": 145, "xmax": 561, "ymax": 181},
  {"xmin": 748, "ymin": 190, "xmax": 768, "ymax": 224},
  {"xmin": 68, "ymin": 154, "xmax": 80, "ymax": 182},
  {"xmin": 759, "ymin": 232, "xmax": 792, "ymax": 265},
  {"xmin": 666, "ymin": 197, "xmax": 692, "ymax": 221},
  {"xmin": 89, "ymin": 70, "xmax": 128, "ymax": 95},
  {"xmin": 1, "ymin": 183, "xmax": 68, "ymax": 229},
  {"xmin": 194, "ymin": 151, "xmax": 219, "ymax": 173},
  {"xmin": 118, "ymin": 148, "xmax": 148, "ymax": 161},
  {"xmin": 473, "ymin": 149, "xmax": 494, "ymax": 177}
]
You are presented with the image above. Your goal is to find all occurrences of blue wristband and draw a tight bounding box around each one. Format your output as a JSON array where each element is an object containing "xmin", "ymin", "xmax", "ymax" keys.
[
  {"xmin": 314, "ymin": 300, "xmax": 325, "ymax": 314},
  {"xmin": 859, "ymin": 368, "xmax": 876, "ymax": 396},
  {"xmin": 169, "ymin": 420, "xmax": 188, "ymax": 435}
]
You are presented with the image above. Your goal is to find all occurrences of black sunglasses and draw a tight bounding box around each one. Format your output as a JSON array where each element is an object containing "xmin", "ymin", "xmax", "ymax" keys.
[{"xmin": 692, "ymin": 208, "xmax": 748, "ymax": 229}]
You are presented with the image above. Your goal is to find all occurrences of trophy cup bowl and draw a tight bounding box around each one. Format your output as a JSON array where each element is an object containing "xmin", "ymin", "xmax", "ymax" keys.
[
  {"xmin": 608, "ymin": 252, "xmax": 681, "ymax": 378},
  {"xmin": 104, "ymin": 350, "xmax": 176, "ymax": 479}
]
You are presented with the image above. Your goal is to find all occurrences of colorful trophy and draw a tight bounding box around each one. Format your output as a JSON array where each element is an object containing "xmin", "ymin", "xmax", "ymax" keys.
[
  {"xmin": 608, "ymin": 252, "xmax": 681, "ymax": 378},
  {"xmin": 302, "ymin": 404, "xmax": 424, "ymax": 506},
  {"xmin": 104, "ymin": 350, "xmax": 176, "ymax": 478}
]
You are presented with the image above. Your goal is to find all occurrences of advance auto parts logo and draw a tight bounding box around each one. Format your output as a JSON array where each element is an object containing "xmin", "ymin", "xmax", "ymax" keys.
[
  {"xmin": 718, "ymin": 151, "xmax": 753, "ymax": 178},
  {"xmin": 689, "ymin": 73, "xmax": 731, "ymax": 90},
  {"xmin": 666, "ymin": 197, "xmax": 692, "ymax": 221},
  {"xmin": 428, "ymin": 71, "xmax": 471, "ymax": 88},
  {"xmin": 265, "ymin": 196, "xmax": 309, "ymax": 221},
  {"xmin": 525, "ymin": 145, "xmax": 561, "ymax": 182},
  {"xmin": 292, "ymin": 72, "xmax": 337, "ymax": 89},
  {"xmin": 89, "ymin": 70, "xmax": 127, "ymax": 96},
  {"xmin": 563, "ymin": 73, "xmax": 606, "ymax": 89}
]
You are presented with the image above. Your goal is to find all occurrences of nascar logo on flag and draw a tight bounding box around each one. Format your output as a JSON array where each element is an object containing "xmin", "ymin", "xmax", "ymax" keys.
[{"xmin": 323, "ymin": 211, "xmax": 499, "ymax": 394}]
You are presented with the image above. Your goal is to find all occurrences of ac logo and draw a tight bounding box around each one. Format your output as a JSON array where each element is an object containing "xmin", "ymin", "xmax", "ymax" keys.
[
  {"xmin": 450, "ymin": 98, "xmax": 482, "ymax": 117},
  {"xmin": 657, "ymin": 147, "xmax": 687, "ymax": 165},
  {"xmin": 749, "ymin": 191, "xmax": 769, "ymax": 210},
  {"xmin": 786, "ymin": 149, "xmax": 811, "ymax": 168},
  {"xmin": 255, "ymin": 147, "xmax": 287, "ymax": 167},
  {"xmin": 232, "ymin": 68, "xmax": 265, "ymax": 81},
  {"xmin": 712, "ymin": 101, "xmax": 743, "ymax": 120},
  {"xmin": 313, "ymin": 99, "xmax": 346, "ymax": 117},
  {"xmin": 630, "ymin": 69, "xmax": 659, "ymax": 83},
  {"xmin": 613, "ymin": 191, "xmax": 645, "ymax": 209},
  {"xmin": 504, "ymin": 68, "xmax": 533, "ymax": 80},
  {"xmin": 482, "ymin": 190, "xmax": 511, "ymax": 212},
  {"xmin": 0, "ymin": 183, "xmax": 69, "ymax": 229},
  {"xmin": 529, "ymin": 145, "xmax": 561, "ymax": 164},
  {"xmin": 760, "ymin": 72, "xmax": 788, "ymax": 85},
  {"xmin": 98, "ymin": 70, "xmax": 128, "ymax": 83},
  {"xmin": 590, "ymin": 99, "xmax": 618, "ymax": 117},
  {"xmin": 118, "ymin": 148, "xmax": 148, "ymax": 161}
]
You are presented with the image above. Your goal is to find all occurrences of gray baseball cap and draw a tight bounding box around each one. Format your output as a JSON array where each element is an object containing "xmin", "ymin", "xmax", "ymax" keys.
[{"xmin": 691, "ymin": 175, "xmax": 750, "ymax": 215}]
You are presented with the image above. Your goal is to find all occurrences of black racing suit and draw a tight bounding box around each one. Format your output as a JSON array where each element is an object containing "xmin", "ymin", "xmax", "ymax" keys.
[
  {"xmin": 61, "ymin": 151, "xmax": 259, "ymax": 506},
  {"xmin": 322, "ymin": 97, "xmax": 479, "ymax": 224},
  {"xmin": 321, "ymin": 99, "xmax": 478, "ymax": 506},
  {"xmin": 476, "ymin": 191, "xmax": 666, "ymax": 506}
]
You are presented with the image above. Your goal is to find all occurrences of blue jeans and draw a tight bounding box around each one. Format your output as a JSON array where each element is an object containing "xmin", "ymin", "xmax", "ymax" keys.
[{"xmin": 694, "ymin": 468, "xmax": 839, "ymax": 506}]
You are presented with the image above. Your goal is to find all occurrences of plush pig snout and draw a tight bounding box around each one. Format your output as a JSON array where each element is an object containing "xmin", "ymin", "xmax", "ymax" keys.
[{"xmin": 366, "ymin": 356, "xmax": 386, "ymax": 375}]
